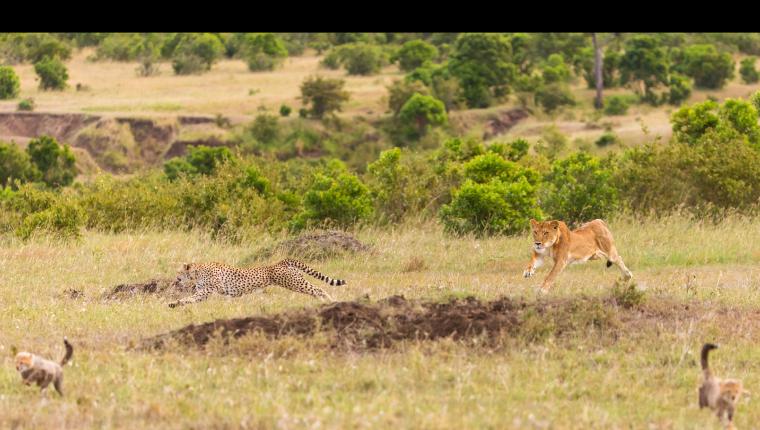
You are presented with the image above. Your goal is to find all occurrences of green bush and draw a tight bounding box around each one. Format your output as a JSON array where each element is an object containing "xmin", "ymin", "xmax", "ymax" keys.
[
  {"xmin": 247, "ymin": 113, "xmax": 280, "ymax": 146},
  {"xmin": 398, "ymin": 93, "xmax": 447, "ymax": 139},
  {"xmin": 448, "ymin": 33, "xmax": 516, "ymax": 108},
  {"xmin": 279, "ymin": 104, "xmax": 292, "ymax": 117},
  {"xmin": 534, "ymin": 83, "xmax": 575, "ymax": 113},
  {"xmin": 17, "ymin": 98, "xmax": 35, "ymax": 111},
  {"xmin": 0, "ymin": 142, "xmax": 38, "ymax": 187},
  {"xmin": 26, "ymin": 136, "xmax": 77, "ymax": 187},
  {"xmin": 535, "ymin": 126, "xmax": 569, "ymax": 160},
  {"xmin": 463, "ymin": 153, "xmax": 539, "ymax": 185},
  {"xmin": 740, "ymin": 57, "xmax": 759, "ymax": 84},
  {"xmin": 667, "ymin": 73, "xmax": 692, "ymax": 105},
  {"xmin": 540, "ymin": 152, "xmax": 619, "ymax": 223},
  {"xmin": 239, "ymin": 33, "xmax": 288, "ymax": 71},
  {"xmin": 751, "ymin": 91, "xmax": 760, "ymax": 112},
  {"xmin": 171, "ymin": 53, "xmax": 206, "ymax": 75},
  {"xmin": 300, "ymin": 76, "xmax": 350, "ymax": 119},
  {"xmin": 2, "ymin": 33, "xmax": 72, "ymax": 64},
  {"xmin": 439, "ymin": 177, "xmax": 542, "ymax": 236},
  {"xmin": 541, "ymin": 53, "xmax": 572, "ymax": 84},
  {"xmin": 618, "ymin": 35, "xmax": 668, "ymax": 103},
  {"xmin": 387, "ymin": 79, "xmax": 431, "ymax": 115},
  {"xmin": 0, "ymin": 66, "xmax": 20, "ymax": 99},
  {"xmin": 673, "ymin": 44, "xmax": 734, "ymax": 89},
  {"xmin": 164, "ymin": 145, "xmax": 235, "ymax": 180},
  {"xmin": 595, "ymin": 132, "xmax": 619, "ymax": 147},
  {"xmin": 293, "ymin": 162, "xmax": 373, "ymax": 229},
  {"xmin": 34, "ymin": 57, "xmax": 69, "ymax": 90},
  {"xmin": 671, "ymin": 98, "xmax": 760, "ymax": 147},
  {"xmin": 17, "ymin": 199, "xmax": 86, "ymax": 241},
  {"xmin": 334, "ymin": 43, "xmax": 386, "ymax": 75},
  {"xmin": 171, "ymin": 33, "xmax": 224, "ymax": 74},
  {"xmin": 604, "ymin": 95, "xmax": 633, "ymax": 115},
  {"xmin": 393, "ymin": 40, "xmax": 439, "ymax": 72}
]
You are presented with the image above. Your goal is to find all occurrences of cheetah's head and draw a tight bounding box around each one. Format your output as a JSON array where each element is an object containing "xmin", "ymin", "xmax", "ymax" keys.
[{"xmin": 175, "ymin": 263, "xmax": 196, "ymax": 289}]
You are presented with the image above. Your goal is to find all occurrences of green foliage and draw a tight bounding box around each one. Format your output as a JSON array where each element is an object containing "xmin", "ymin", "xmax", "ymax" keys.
[
  {"xmin": 540, "ymin": 152, "xmax": 619, "ymax": 222},
  {"xmin": 247, "ymin": 113, "xmax": 280, "ymax": 146},
  {"xmin": 439, "ymin": 177, "xmax": 542, "ymax": 236},
  {"xmin": 671, "ymin": 99, "xmax": 760, "ymax": 147},
  {"xmin": 1, "ymin": 33, "xmax": 71, "ymax": 64},
  {"xmin": 34, "ymin": 57, "xmax": 69, "ymax": 90},
  {"xmin": 17, "ymin": 199, "xmax": 85, "ymax": 241},
  {"xmin": 240, "ymin": 33, "xmax": 288, "ymax": 71},
  {"xmin": 279, "ymin": 104, "xmax": 292, "ymax": 117},
  {"xmin": 751, "ymin": 91, "xmax": 760, "ymax": 112},
  {"xmin": 0, "ymin": 66, "xmax": 20, "ymax": 99},
  {"xmin": 164, "ymin": 145, "xmax": 235, "ymax": 180},
  {"xmin": 397, "ymin": 93, "xmax": 448, "ymax": 139},
  {"xmin": 618, "ymin": 35, "xmax": 668, "ymax": 103},
  {"xmin": 534, "ymin": 83, "xmax": 575, "ymax": 113},
  {"xmin": 595, "ymin": 132, "xmax": 619, "ymax": 148},
  {"xmin": 541, "ymin": 54, "xmax": 572, "ymax": 84},
  {"xmin": 171, "ymin": 33, "xmax": 224, "ymax": 74},
  {"xmin": 604, "ymin": 94, "xmax": 633, "ymax": 115},
  {"xmin": 300, "ymin": 76, "xmax": 350, "ymax": 119},
  {"xmin": 17, "ymin": 98, "xmax": 35, "ymax": 111},
  {"xmin": 293, "ymin": 162, "xmax": 373, "ymax": 230},
  {"xmin": 535, "ymin": 126, "xmax": 569, "ymax": 160},
  {"xmin": 740, "ymin": 56, "xmax": 759, "ymax": 84},
  {"xmin": 329, "ymin": 43, "xmax": 386, "ymax": 75},
  {"xmin": 387, "ymin": 79, "xmax": 431, "ymax": 115},
  {"xmin": 666, "ymin": 73, "xmax": 692, "ymax": 105},
  {"xmin": 448, "ymin": 33, "xmax": 516, "ymax": 108},
  {"xmin": 576, "ymin": 47, "xmax": 620, "ymax": 88},
  {"xmin": 672, "ymin": 44, "xmax": 734, "ymax": 89},
  {"xmin": 393, "ymin": 40, "xmax": 439, "ymax": 72},
  {"xmin": 26, "ymin": 136, "xmax": 77, "ymax": 187},
  {"xmin": 611, "ymin": 280, "xmax": 646, "ymax": 309},
  {"xmin": 0, "ymin": 142, "xmax": 38, "ymax": 187}
]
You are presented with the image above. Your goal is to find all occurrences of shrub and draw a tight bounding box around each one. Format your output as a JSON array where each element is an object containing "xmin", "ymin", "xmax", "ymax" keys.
[
  {"xmin": 671, "ymin": 98, "xmax": 760, "ymax": 147},
  {"xmin": 751, "ymin": 91, "xmax": 760, "ymax": 112},
  {"xmin": 171, "ymin": 53, "xmax": 206, "ymax": 75},
  {"xmin": 393, "ymin": 40, "xmax": 439, "ymax": 72},
  {"xmin": 279, "ymin": 104, "xmax": 292, "ymax": 117},
  {"xmin": 534, "ymin": 83, "xmax": 575, "ymax": 113},
  {"xmin": 398, "ymin": 93, "xmax": 447, "ymax": 139},
  {"xmin": 17, "ymin": 98, "xmax": 35, "ymax": 111},
  {"xmin": 0, "ymin": 66, "xmax": 20, "ymax": 99},
  {"xmin": 541, "ymin": 53, "xmax": 572, "ymax": 84},
  {"xmin": 172, "ymin": 33, "xmax": 224, "ymax": 74},
  {"xmin": 604, "ymin": 95, "xmax": 632, "ymax": 115},
  {"xmin": 247, "ymin": 113, "xmax": 280, "ymax": 146},
  {"xmin": 740, "ymin": 57, "xmax": 759, "ymax": 84},
  {"xmin": 439, "ymin": 177, "xmax": 542, "ymax": 236},
  {"xmin": 448, "ymin": 33, "xmax": 516, "ymax": 108},
  {"xmin": 535, "ymin": 125, "xmax": 568, "ymax": 159},
  {"xmin": 300, "ymin": 76, "xmax": 350, "ymax": 119},
  {"xmin": 463, "ymin": 153, "xmax": 539, "ymax": 185},
  {"xmin": 34, "ymin": 57, "xmax": 68, "ymax": 90},
  {"xmin": 673, "ymin": 44, "xmax": 734, "ymax": 89},
  {"xmin": 239, "ymin": 33, "xmax": 288, "ymax": 71},
  {"xmin": 0, "ymin": 142, "xmax": 38, "ymax": 187},
  {"xmin": 26, "ymin": 136, "xmax": 77, "ymax": 187},
  {"xmin": 17, "ymin": 199, "xmax": 86, "ymax": 241},
  {"xmin": 618, "ymin": 35, "xmax": 668, "ymax": 103},
  {"xmin": 335, "ymin": 43, "xmax": 386, "ymax": 75},
  {"xmin": 387, "ymin": 79, "xmax": 431, "ymax": 115},
  {"xmin": 540, "ymin": 152, "xmax": 619, "ymax": 223},
  {"xmin": 595, "ymin": 132, "xmax": 619, "ymax": 147},
  {"xmin": 667, "ymin": 73, "xmax": 692, "ymax": 105},
  {"xmin": 293, "ymin": 163, "xmax": 373, "ymax": 229}
]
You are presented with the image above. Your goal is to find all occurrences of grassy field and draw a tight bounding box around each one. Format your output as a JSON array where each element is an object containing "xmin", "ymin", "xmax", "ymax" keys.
[{"xmin": 1, "ymin": 216, "xmax": 759, "ymax": 429}]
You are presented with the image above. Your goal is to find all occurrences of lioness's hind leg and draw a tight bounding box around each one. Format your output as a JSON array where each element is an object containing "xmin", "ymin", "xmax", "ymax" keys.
[{"xmin": 608, "ymin": 246, "xmax": 633, "ymax": 280}]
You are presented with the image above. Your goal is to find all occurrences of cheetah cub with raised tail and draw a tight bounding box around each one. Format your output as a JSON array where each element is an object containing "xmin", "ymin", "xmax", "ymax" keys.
[
  {"xmin": 699, "ymin": 343, "xmax": 745, "ymax": 429},
  {"xmin": 169, "ymin": 259, "xmax": 346, "ymax": 308},
  {"xmin": 15, "ymin": 338, "xmax": 73, "ymax": 396}
]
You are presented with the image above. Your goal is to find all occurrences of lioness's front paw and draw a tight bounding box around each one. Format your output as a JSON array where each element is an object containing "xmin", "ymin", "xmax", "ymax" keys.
[{"xmin": 523, "ymin": 268, "xmax": 535, "ymax": 278}]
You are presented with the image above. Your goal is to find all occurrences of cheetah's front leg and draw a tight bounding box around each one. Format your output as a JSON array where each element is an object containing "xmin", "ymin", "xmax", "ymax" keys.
[{"xmin": 169, "ymin": 290, "xmax": 211, "ymax": 308}]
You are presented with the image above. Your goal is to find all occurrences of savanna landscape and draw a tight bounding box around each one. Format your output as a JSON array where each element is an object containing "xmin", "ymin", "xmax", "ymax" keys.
[{"xmin": 1, "ymin": 32, "xmax": 760, "ymax": 429}]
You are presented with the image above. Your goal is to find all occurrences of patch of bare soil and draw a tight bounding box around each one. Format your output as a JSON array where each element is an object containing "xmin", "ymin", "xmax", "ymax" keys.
[
  {"xmin": 482, "ymin": 108, "xmax": 530, "ymax": 140},
  {"xmin": 140, "ymin": 295, "xmax": 627, "ymax": 351},
  {"xmin": 249, "ymin": 230, "xmax": 372, "ymax": 262},
  {"xmin": 103, "ymin": 278, "xmax": 186, "ymax": 300}
]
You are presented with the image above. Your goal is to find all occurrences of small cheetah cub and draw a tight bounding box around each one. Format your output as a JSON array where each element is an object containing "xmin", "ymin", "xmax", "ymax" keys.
[
  {"xmin": 699, "ymin": 343, "xmax": 744, "ymax": 429},
  {"xmin": 15, "ymin": 338, "xmax": 73, "ymax": 396}
]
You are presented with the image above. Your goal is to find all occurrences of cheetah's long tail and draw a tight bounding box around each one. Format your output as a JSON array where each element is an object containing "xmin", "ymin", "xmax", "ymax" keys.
[{"xmin": 282, "ymin": 259, "xmax": 346, "ymax": 286}]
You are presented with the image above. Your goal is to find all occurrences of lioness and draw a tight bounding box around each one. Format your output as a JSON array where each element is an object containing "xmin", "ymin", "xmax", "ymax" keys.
[{"xmin": 524, "ymin": 219, "xmax": 632, "ymax": 291}]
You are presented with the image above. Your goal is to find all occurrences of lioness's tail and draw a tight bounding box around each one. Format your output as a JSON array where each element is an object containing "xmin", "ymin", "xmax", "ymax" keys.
[
  {"xmin": 282, "ymin": 259, "xmax": 346, "ymax": 286},
  {"xmin": 701, "ymin": 343, "xmax": 718, "ymax": 376},
  {"xmin": 60, "ymin": 338, "xmax": 73, "ymax": 366}
]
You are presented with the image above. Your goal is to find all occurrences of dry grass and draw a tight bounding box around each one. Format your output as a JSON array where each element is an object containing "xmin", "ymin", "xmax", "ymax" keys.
[{"xmin": 1, "ymin": 216, "xmax": 759, "ymax": 428}]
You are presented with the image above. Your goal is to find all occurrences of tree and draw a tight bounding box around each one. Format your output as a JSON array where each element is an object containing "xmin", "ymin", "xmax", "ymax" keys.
[
  {"xmin": 593, "ymin": 33, "xmax": 603, "ymax": 109},
  {"xmin": 26, "ymin": 136, "xmax": 77, "ymax": 187},
  {"xmin": 448, "ymin": 33, "xmax": 516, "ymax": 108},
  {"xmin": 619, "ymin": 35, "xmax": 668, "ymax": 104},
  {"xmin": 740, "ymin": 57, "xmax": 759, "ymax": 84},
  {"xmin": 672, "ymin": 44, "xmax": 734, "ymax": 89},
  {"xmin": 0, "ymin": 142, "xmax": 38, "ymax": 187},
  {"xmin": 239, "ymin": 33, "xmax": 288, "ymax": 71},
  {"xmin": 171, "ymin": 33, "xmax": 224, "ymax": 74},
  {"xmin": 393, "ymin": 40, "xmax": 439, "ymax": 72},
  {"xmin": 0, "ymin": 66, "xmax": 20, "ymax": 99},
  {"xmin": 34, "ymin": 57, "xmax": 69, "ymax": 90},
  {"xmin": 333, "ymin": 43, "xmax": 386, "ymax": 75},
  {"xmin": 398, "ymin": 93, "xmax": 447, "ymax": 139},
  {"xmin": 300, "ymin": 76, "xmax": 350, "ymax": 119}
]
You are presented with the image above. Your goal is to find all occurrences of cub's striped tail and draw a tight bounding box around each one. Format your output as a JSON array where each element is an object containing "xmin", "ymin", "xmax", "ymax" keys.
[
  {"xmin": 282, "ymin": 259, "xmax": 346, "ymax": 286},
  {"xmin": 60, "ymin": 338, "xmax": 73, "ymax": 366}
]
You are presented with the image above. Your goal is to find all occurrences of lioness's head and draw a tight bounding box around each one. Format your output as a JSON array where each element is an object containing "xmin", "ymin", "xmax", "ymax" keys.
[{"xmin": 530, "ymin": 219, "xmax": 560, "ymax": 252}]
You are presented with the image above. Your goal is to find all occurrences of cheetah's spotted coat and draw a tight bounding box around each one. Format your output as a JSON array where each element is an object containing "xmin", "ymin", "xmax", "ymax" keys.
[{"xmin": 168, "ymin": 259, "xmax": 345, "ymax": 307}]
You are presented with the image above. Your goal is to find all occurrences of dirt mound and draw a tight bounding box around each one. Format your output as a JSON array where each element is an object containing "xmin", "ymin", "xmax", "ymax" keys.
[
  {"xmin": 250, "ymin": 230, "xmax": 372, "ymax": 262},
  {"xmin": 0, "ymin": 112, "xmax": 100, "ymax": 143},
  {"xmin": 140, "ymin": 295, "xmax": 622, "ymax": 352},
  {"xmin": 482, "ymin": 108, "xmax": 530, "ymax": 140},
  {"xmin": 104, "ymin": 278, "xmax": 184, "ymax": 300}
]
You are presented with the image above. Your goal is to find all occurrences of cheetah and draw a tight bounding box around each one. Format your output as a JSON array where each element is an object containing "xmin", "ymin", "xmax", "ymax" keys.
[{"xmin": 168, "ymin": 259, "xmax": 346, "ymax": 308}]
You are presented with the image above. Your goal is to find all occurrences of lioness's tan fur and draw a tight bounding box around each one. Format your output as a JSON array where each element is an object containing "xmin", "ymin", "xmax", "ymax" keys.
[{"xmin": 524, "ymin": 219, "xmax": 632, "ymax": 291}]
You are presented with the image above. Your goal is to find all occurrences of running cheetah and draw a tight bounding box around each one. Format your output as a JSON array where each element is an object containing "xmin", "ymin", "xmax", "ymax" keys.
[{"xmin": 168, "ymin": 259, "xmax": 345, "ymax": 308}]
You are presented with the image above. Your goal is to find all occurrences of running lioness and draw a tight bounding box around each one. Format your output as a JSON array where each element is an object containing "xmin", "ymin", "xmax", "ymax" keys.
[{"xmin": 523, "ymin": 219, "xmax": 633, "ymax": 291}]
